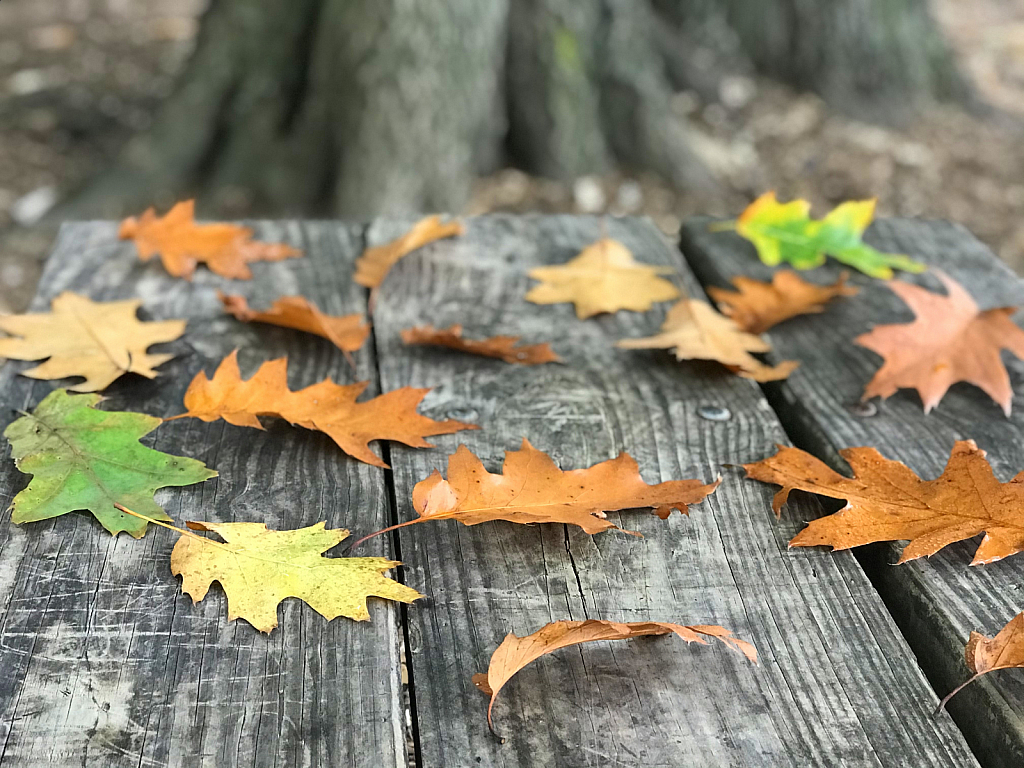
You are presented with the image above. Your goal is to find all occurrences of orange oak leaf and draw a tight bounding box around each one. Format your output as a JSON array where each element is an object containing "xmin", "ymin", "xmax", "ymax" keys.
[
  {"xmin": 171, "ymin": 351, "xmax": 477, "ymax": 468},
  {"xmin": 472, "ymin": 619, "xmax": 757, "ymax": 737},
  {"xmin": 400, "ymin": 324, "xmax": 559, "ymax": 365},
  {"xmin": 938, "ymin": 613, "xmax": 1024, "ymax": 712},
  {"xmin": 743, "ymin": 440, "xmax": 1024, "ymax": 565},
  {"xmin": 708, "ymin": 271, "xmax": 859, "ymax": 334},
  {"xmin": 354, "ymin": 439, "xmax": 719, "ymax": 542},
  {"xmin": 354, "ymin": 215, "xmax": 464, "ymax": 288},
  {"xmin": 219, "ymin": 293, "xmax": 370, "ymax": 354},
  {"xmin": 526, "ymin": 238, "xmax": 680, "ymax": 319},
  {"xmin": 616, "ymin": 299, "xmax": 798, "ymax": 381},
  {"xmin": 119, "ymin": 200, "xmax": 301, "ymax": 280},
  {"xmin": 856, "ymin": 271, "xmax": 1024, "ymax": 416}
]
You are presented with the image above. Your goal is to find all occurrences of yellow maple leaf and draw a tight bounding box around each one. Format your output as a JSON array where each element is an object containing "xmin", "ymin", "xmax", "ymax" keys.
[
  {"xmin": 0, "ymin": 291, "xmax": 185, "ymax": 391},
  {"xmin": 526, "ymin": 238, "xmax": 680, "ymax": 319},
  {"xmin": 169, "ymin": 518, "xmax": 422, "ymax": 633}
]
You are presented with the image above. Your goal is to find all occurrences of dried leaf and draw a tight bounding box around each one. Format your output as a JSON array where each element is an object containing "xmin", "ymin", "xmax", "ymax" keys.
[
  {"xmin": 856, "ymin": 271, "xmax": 1024, "ymax": 416},
  {"xmin": 220, "ymin": 292, "xmax": 370, "ymax": 353},
  {"xmin": 0, "ymin": 291, "xmax": 185, "ymax": 391},
  {"xmin": 744, "ymin": 439, "xmax": 1024, "ymax": 565},
  {"xmin": 170, "ymin": 519, "xmax": 422, "ymax": 632},
  {"xmin": 473, "ymin": 619, "xmax": 756, "ymax": 736},
  {"xmin": 409, "ymin": 438, "xmax": 719, "ymax": 534},
  {"xmin": 731, "ymin": 192, "xmax": 924, "ymax": 278},
  {"xmin": 6, "ymin": 390, "xmax": 215, "ymax": 537},
  {"xmin": 708, "ymin": 271, "xmax": 858, "ymax": 334},
  {"xmin": 354, "ymin": 215, "xmax": 464, "ymax": 288},
  {"xmin": 119, "ymin": 200, "xmax": 301, "ymax": 280},
  {"xmin": 938, "ymin": 613, "xmax": 1024, "ymax": 711},
  {"xmin": 616, "ymin": 299, "xmax": 798, "ymax": 381},
  {"xmin": 400, "ymin": 324, "xmax": 559, "ymax": 365},
  {"xmin": 526, "ymin": 238, "xmax": 680, "ymax": 319},
  {"xmin": 172, "ymin": 351, "xmax": 477, "ymax": 467}
]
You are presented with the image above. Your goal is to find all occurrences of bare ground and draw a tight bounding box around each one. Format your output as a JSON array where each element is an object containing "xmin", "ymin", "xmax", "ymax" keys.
[{"xmin": 0, "ymin": 0, "xmax": 1023, "ymax": 312}]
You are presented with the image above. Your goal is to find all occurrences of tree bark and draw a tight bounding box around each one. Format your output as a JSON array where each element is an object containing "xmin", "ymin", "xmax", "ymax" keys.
[{"xmin": 60, "ymin": 0, "xmax": 969, "ymax": 219}]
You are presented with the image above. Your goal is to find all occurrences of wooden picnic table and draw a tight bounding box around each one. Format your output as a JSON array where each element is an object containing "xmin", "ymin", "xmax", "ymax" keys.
[{"xmin": 0, "ymin": 212, "xmax": 1012, "ymax": 767}]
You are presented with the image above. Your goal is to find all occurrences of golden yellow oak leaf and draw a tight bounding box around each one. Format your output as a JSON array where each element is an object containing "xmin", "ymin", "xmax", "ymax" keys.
[
  {"xmin": 526, "ymin": 238, "xmax": 680, "ymax": 319},
  {"xmin": 617, "ymin": 299, "xmax": 798, "ymax": 381},
  {"xmin": 354, "ymin": 215, "xmax": 464, "ymax": 288},
  {"xmin": 170, "ymin": 519, "xmax": 422, "ymax": 633},
  {"xmin": 0, "ymin": 291, "xmax": 186, "ymax": 391}
]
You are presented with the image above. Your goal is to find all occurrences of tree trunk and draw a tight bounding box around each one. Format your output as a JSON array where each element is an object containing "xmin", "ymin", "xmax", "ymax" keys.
[{"xmin": 61, "ymin": 0, "xmax": 969, "ymax": 219}]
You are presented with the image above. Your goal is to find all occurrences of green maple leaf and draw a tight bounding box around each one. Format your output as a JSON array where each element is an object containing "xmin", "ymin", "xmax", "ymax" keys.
[
  {"xmin": 6, "ymin": 389, "xmax": 217, "ymax": 537},
  {"xmin": 733, "ymin": 192, "xmax": 925, "ymax": 279}
]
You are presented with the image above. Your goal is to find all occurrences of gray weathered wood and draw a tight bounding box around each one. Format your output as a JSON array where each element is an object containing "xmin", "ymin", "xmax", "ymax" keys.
[
  {"xmin": 368, "ymin": 214, "xmax": 979, "ymax": 767},
  {"xmin": 682, "ymin": 216, "xmax": 1024, "ymax": 768},
  {"xmin": 0, "ymin": 222, "xmax": 406, "ymax": 767}
]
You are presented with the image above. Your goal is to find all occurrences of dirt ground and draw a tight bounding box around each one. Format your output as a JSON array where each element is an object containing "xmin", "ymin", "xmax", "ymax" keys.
[{"xmin": 1, "ymin": 0, "xmax": 1023, "ymax": 312}]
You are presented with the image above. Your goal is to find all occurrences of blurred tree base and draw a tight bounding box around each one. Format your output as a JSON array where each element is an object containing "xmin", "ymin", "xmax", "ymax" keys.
[{"xmin": 55, "ymin": 0, "xmax": 971, "ymax": 220}]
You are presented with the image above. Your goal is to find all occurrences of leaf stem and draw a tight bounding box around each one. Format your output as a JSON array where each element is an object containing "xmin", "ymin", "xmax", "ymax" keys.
[
  {"xmin": 112, "ymin": 503, "xmax": 234, "ymax": 552},
  {"xmin": 347, "ymin": 518, "xmax": 422, "ymax": 552},
  {"xmin": 934, "ymin": 674, "xmax": 980, "ymax": 716}
]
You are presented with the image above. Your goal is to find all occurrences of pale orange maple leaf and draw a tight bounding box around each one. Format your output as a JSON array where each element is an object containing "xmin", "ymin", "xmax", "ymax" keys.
[{"xmin": 856, "ymin": 271, "xmax": 1024, "ymax": 415}]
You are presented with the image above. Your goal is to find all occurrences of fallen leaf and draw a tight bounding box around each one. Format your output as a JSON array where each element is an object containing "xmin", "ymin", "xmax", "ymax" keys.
[
  {"xmin": 0, "ymin": 291, "xmax": 185, "ymax": 391},
  {"xmin": 119, "ymin": 200, "xmax": 301, "ymax": 280},
  {"xmin": 856, "ymin": 271, "xmax": 1024, "ymax": 416},
  {"xmin": 616, "ymin": 299, "xmax": 798, "ymax": 381},
  {"xmin": 219, "ymin": 293, "xmax": 370, "ymax": 354},
  {"xmin": 938, "ymin": 613, "xmax": 1024, "ymax": 712},
  {"xmin": 398, "ymin": 439, "xmax": 718, "ymax": 536},
  {"xmin": 354, "ymin": 215, "xmax": 464, "ymax": 288},
  {"xmin": 743, "ymin": 439, "xmax": 1024, "ymax": 565},
  {"xmin": 473, "ymin": 619, "xmax": 756, "ymax": 736},
  {"xmin": 6, "ymin": 390, "xmax": 216, "ymax": 537},
  {"xmin": 708, "ymin": 271, "xmax": 859, "ymax": 334},
  {"xmin": 400, "ymin": 324, "xmax": 559, "ymax": 365},
  {"xmin": 171, "ymin": 351, "xmax": 477, "ymax": 467},
  {"xmin": 731, "ymin": 192, "xmax": 924, "ymax": 279},
  {"xmin": 526, "ymin": 238, "xmax": 680, "ymax": 319},
  {"xmin": 169, "ymin": 517, "xmax": 422, "ymax": 633}
]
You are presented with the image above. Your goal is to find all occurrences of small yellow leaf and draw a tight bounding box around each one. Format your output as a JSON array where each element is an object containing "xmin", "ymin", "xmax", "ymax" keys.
[{"xmin": 171, "ymin": 519, "xmax": 423, "ymax": 633}]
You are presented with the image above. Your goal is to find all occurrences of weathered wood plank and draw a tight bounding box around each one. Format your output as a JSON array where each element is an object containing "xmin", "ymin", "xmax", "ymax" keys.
[
  {"xmin": 0, "ymin": 222, "xmax": 407, "ymax": 767},
  {"xmin": 368, "ymin": 214, "xmax": 979, "ymax": 767},
  {"xmin": 682, "ymin": 216, "xmax": 1024, "ymax": 768}
]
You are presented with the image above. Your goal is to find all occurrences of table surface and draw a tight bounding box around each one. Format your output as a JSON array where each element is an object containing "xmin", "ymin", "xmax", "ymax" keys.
[{"xmin": 0, "ymin": 213, "xmax": 1013, "ymax": 767}]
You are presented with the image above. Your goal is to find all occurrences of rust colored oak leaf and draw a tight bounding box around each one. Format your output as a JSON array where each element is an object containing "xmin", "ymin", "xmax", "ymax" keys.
[
  {"xmin": 617, "ymin": 299, "xmax": 798, "ymax": 381},
  {"xmin": 0, "ymin": 291, "xmax": 185, "ymax": 391},
  {"xmin": 856, "ymin": 271, "xmax": 1024, "ymax": 416},
  {"xmin": 119, "ymin": 200, "xmax": 301, "ymax": 280},
  {"xmin": 410, "ymin": 439, "xmax": 718, "ymax": 534},
  {"xmin": 526, "ymin": 238, "xmax": 680, "ymax": 319},
  {"xmin": 172, "ymin": 351, "xmax": 477, "ymax": 468},
  {"xmin": 220, "ymin": 293, "xmax": 370, "ymax": 354},
  {"xmin": 938, "ymin": 613, "xmax": 1024, "ymax": 712},
  {"xmin": 400, "ymin": 324, "xmax": 559, "ymax": 365},
  {"xmin": 708, "ymin": 271, "xmax": 859, "ymax": 334},
  {"xmin": 472, "ymin": 619, "xmax": 757, "ymax": 737},
  {"xmin": 354, "ymin": 215, "xmax": 464, "ymax": 288},
  {"xmin": 744, "ymin": 440, "xmax": 1024, "ymax": 565}
]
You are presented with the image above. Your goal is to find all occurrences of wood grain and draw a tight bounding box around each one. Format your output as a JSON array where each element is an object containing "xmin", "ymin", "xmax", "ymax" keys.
[
  {"xmin": 368, "ymin": 214, "xmax": 979, "ymax": 768},
  {"xmin": 682, "ymin": 215, "xmax": 1024, "ymax": 768},
  {"xmin": 0, "ymin": 222, "xmax": 407, "ymax": 767}
]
